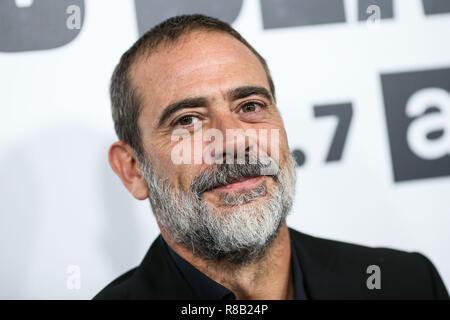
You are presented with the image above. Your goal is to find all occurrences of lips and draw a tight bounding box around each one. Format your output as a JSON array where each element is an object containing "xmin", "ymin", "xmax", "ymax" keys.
[
  {"xmin": 211, "ymin": 176, "xmax": 265, "ymax": 192},
  {"xmin": 191, "ymin": 162, "xmax": 279, "ymax": 196}
]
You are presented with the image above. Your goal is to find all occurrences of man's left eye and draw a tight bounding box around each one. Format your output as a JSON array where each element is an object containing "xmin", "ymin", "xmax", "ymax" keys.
[{"xmin": 239, "ymin": 102, "xmax": 262, "ymax": 113}]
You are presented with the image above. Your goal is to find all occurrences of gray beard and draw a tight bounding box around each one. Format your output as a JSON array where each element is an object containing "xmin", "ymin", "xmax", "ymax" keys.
[{"xmin": 139, "ymin": 154, "xmax": 297, "ymax": 265}]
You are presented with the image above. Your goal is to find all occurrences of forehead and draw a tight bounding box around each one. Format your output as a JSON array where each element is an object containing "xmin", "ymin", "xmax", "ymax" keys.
[{"xmin": 130, "ymin": 30, "xmax": 270, "ymax": 122}]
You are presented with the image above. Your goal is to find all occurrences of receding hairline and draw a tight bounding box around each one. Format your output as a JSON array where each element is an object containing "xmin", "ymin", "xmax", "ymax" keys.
[{"xmin": 127, "ymin": 28, "xmax": 272, "ymax": 93}]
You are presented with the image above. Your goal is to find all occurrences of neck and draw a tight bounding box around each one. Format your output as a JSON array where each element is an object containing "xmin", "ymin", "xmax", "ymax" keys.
[{"xmin": 160, "ymin": 222, "xmax": 294, "ymax": 300}]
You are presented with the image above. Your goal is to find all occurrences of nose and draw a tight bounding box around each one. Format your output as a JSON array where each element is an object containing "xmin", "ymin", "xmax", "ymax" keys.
[{"xmin": 208, "ymin": 112, "xmax": 257, "ymax": 164}]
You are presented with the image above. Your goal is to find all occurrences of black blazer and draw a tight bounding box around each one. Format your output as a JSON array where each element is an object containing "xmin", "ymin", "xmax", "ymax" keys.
[{"xmin": 94, "ymin": 228, "xmax": 449, "ymax": 299}]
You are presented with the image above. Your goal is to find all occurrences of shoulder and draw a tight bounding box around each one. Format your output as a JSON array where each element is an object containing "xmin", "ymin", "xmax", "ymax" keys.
[
  {"xmin": 92, "ymin": 235, "xmax": 167, "ymax": 300},
  {"xmin": 289, "ymin": 228, "xmax": 449, "ymax": 299},
  {"xmin": 93, "ymin": 267, "xmax": 137, "ymax": 300},
  {"xmin": 92, "ymin": 235, "xmax": 196, "ymax": 300},
  {"xmin": 290, "ymin": 227, "xmax": 423, "ymax": 264}
]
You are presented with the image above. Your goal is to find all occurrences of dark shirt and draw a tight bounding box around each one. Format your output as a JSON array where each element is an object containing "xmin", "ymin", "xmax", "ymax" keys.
[{"xmin": 164, "ymin": 239, "xmax": 308, "ymax": 300}]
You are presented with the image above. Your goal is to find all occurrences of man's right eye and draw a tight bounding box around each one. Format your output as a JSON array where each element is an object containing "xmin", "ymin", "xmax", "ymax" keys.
[{"xmin": 174, "ymin": 115, "xmax": 199, "ymax": 127}]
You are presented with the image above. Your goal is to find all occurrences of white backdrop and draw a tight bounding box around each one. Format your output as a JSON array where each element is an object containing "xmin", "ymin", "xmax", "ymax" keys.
[{"xmin": 0, "ymin": 0, "xmax": 449, "ymax": 299}]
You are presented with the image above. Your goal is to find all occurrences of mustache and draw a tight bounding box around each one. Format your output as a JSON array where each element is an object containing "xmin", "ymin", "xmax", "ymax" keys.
[{"xmin": 190, "ymin": 155, "xmax": 280, "ymax": 197}]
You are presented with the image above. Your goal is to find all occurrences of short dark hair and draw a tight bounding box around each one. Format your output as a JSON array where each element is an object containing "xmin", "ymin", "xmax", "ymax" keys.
[{"xmin": 110, "ymin": 14, "xmax": 276, "ymax": 162}]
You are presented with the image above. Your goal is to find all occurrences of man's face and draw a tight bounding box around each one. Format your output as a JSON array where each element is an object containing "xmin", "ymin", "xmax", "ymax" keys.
[{"xmin": 130, "ymin": 30, "xmax": 296, "ymax": 263}]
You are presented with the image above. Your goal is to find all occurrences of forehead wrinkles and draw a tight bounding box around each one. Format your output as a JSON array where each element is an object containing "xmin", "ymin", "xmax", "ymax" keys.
[
  {"xmin": 163, "ymin": 56, "xmax": 261, "ymax": 94},
  {"xmin": 136, "ymin": 31, "xmax": 265, "ymax": 88}
]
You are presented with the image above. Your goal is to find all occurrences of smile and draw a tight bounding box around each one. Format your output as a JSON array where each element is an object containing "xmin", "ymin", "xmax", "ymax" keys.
[{"xmin": 211, "ymin": 176, "xmax": 266, "ymax": 192}]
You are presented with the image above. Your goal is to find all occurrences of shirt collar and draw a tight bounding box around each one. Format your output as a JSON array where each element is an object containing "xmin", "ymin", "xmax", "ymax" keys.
[
  {"xmin": 164, "ymin": 238, "xmax": 308, "ymax": 300},
  {"xmin": 165, "ymin": 240, "xmax": 235, "ymax": 300}
]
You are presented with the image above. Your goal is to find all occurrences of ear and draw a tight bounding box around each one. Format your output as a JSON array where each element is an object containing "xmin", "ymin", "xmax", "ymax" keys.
[{"xmin": 108, "ymin": 141, "xmax": 149, "ymax": 200}]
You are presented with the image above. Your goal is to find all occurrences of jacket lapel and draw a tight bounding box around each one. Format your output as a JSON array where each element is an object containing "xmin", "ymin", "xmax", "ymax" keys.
[
  {"xmin": 290, "ymin": 228, "xmax": 363, "ymax": 299},
  {"xmin": 130, "ymin": 235, "xmax": 198, "ymax": 299},
  {"xmin": 134, "ymin": 229, "xmax": 364, "ymax": 299}
]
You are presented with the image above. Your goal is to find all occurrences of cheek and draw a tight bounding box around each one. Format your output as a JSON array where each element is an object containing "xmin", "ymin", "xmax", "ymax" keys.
[
  {"xmin": 276, "ymin": 130, "xmax": 291, "ymax": 166},
  {"xmin": 149, "ymin": 128, "xmax": 209, "ymax": 191},
  {"xmin": 160, "ymin": 145, "xmax": 204, "ymax": 192},
  {"xmin": 164, "ymin": 130, "xmax": 204, "ymax": 166},
  {"xmin": 143, "ymin": 139, "xmax": 180, "ymax": 186},
  {"xmin": 254, "ymin": 123, "xmax": 290, "ymax": 163}
]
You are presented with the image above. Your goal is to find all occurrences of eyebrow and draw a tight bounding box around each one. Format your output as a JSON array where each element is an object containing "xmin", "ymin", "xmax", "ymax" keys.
[
  {"xmin": 158, "ymin": 97, "xmax": 208, "ymax": 126},
  {"xmin": 227, "ymin": 85, "xmax": 273, "ymax": 102},
  {"xmin": 158, "ymin": 85, "xmax": 273, "ymax": 126}
]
